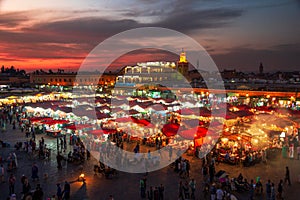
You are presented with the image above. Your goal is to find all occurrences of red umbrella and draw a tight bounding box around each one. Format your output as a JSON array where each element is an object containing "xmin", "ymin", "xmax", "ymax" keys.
[{"xmin": 162, "ymin": 123, "xmax": 180, "ymax": 137}]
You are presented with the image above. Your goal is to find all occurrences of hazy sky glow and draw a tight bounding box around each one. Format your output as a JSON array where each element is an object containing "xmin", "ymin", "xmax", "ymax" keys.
[{"xmin": 0, "ymin": 0, "xmax": 299, "ymax": 72}]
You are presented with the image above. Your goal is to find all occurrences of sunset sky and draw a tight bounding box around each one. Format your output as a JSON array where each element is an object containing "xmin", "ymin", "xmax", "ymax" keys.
[{"xmin": 0, "ymin": 0, "xmax": 300, "ymax": 72}]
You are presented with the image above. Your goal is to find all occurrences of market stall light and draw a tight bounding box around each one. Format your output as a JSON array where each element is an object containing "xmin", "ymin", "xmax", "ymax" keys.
[
  {"xmin": 221, "ymin": 138, "xmax": 228, "ymax": 143},
  {"xmin": 78, "ymin": 173, "xmax": 86, "ymax": 183},
  {"xmin": 280, "ymin": 132, "xmax": 286, "ymax": 138}
]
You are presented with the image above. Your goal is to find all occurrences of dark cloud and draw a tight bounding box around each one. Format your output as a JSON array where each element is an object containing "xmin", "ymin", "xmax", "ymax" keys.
[
  {"xmin": 108, "ymin": 48, "xmax": 177, "ymax": 69},
  {"xmin": 2, "ymin": 4, "xmax": 298, "ymax": 71},
  {"xmin": 0, "ymin": 18, "xmax": 141, "ymax": 50},
  {"xmin": 0, "ymin": 6, "xmax": 243, "ymax": 46},
  {"xmin": 153, "ymin": 8, "xmax": 243, "ymax": 33},
  {"xmin": 0, "ymin": 12, "xmax": 29, "ymax": 27},
  {"xmin": 212, "ymin": 44, "xmax": 300, "ymax": 72},
  {"xmin": 38, "ymin": 18, "xmax": 139, "ymax": 37},
  {"xmin": 123, "ymin": 9, "xmax": 165, "ymax": 17}
]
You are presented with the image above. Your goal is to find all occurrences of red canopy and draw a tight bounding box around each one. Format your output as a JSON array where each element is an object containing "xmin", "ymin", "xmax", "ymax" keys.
[
  {"xmin": 179, "ymin": 126, "xmax": 207, "ymax": 140},
  {"xmin": 89, "ymin": 129, "xmax": 116, "ymax": 136},
  {"xmin": 115, "ymin": 117, "xmax": 132, "ymax": 123},
  {"xmin": 199, "ymin": 107, "xmax": 212, "ymax": 117},
  {"xmin": 131, "ymin": 117, "xmax": 154, "ymax": 127},
  {"xmin": 235, "ymin": 104, "xmax": 251, "ymax": 111},
  {"xmin": 42, "ymin": 119, "xmax": 70, "ymax": 125},
  {"xmin": 255, "ymin": 106, "xmax": 273, "ymax": 112},
  {"xmin": 65, "ymin": 124, "xmax": 93, "ymax": 130},
  {"xmin": 162, "ymin": 123, "xmax": 180, "ymax": 137},
  {"xmin": 115, "ymin": 117, "xmax": 153, "ymax": 127},
  {"xmin": 176, "ymin": 108, "xmax": 198, "ymax": 115},
  {"xmin": 29, "ymin": 117, "xmax": 52, "ymax": 123}
]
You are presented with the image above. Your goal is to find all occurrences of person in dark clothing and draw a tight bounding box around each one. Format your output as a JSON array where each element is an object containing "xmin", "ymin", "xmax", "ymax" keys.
[
  {"xmin": 266, "ymin": 179, "xmax": 271, "ymax": 200},
  {"xmin": 62, "ymin": 181, "xmax": 71, "ymax": 200},
  {"xmin": 158, "ymin": 184, "xmax": 164, "ymax": 200},
  {"xmin": 31, "ymin": 163, "xmax": 39, "ymax": 181},
  {"xmin": 277, "ymin": 179, "xmax": 283, "ymax": 199},
  {"xmin": 284, "ymin": 166, "xmax": 291, "ymax": 185},
  {"xmin": 22, "ymin": 178, "xmax": 31, "ymax": 197},
  {"xmin": 147, "ymin": 186, "xmax": 153, "ymax": 200},
  {"xmin": 8, "ymin": 174, "xmax": 16, "ymax": 196},
  {"xmin": 186, "ymin": 160, "xmax": 190, "ymax": 177},
  {"xmin": 60, "ymin": 138, "xmax": 64, "ymax": 152},
  {"xmin": 140, "ymin": 178, "xmax": 146, "ymax": 198},
  {"xmin": 209, "ymin": 164, "xmax": 215, "ymax": 183},
  {"xmin": 86, "ymin": 150, "xmax": 91, "ymax": 160},
  {"xmin": 63, "ymin": 135, "xmax": 67, "ymax": 150},
  {"xmin": 57, "ymin": 183, "xmax": 63, "ymax": 200},
  {"xmin": 249, "ymin": 179, "xmax": 254, "ymax": 200},
  {"xmin": 57, "ymin": 153, "xmax": 63, "ymax": 169},
  {"xmin": 153, "ymin": 187, "xmax": 159, "ymax": 200},
  {"xmin": 32, "ymin": 184, "xmax": 44, "ymax": 200}
]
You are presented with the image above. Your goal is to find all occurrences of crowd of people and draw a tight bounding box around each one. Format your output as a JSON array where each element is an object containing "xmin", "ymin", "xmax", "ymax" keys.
[
  {"xmin": 0, "ymin": 102, "xmax": 299, "ymax": 199},
  {"xmin": 197, "ymin": 152, "xmax": 293, "ymax": 200}
]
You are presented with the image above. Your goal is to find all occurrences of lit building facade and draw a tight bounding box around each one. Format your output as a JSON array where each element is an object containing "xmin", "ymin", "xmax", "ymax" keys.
[
  {"xmin": 116, "ymin": 51, "xmax": 189, "ymax": 87},
  {"xmin": 30, "ymin": 72, "xmax": 116, "ymax": 87}
]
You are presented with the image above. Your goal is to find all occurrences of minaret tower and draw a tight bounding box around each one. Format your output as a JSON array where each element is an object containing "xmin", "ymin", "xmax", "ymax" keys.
[
  {"xmin": 259, "ymin": 62, "xmax": 264, "ymax": 74},
  {"xmin": 177, "ymin": 49, "xmax": 189, "ymax": 76}
]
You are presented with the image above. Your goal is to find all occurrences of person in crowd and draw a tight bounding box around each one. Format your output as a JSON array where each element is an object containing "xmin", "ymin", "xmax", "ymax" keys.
[
  {"xmin": 270, "ymin": 183, "xmax": 276, "ymax": 200},
  {"xmin": 56, "ymin": 152, "xmax": 64, "ymax": 169},
  {"xmin": 284, "ymin": 166, "xmax": 291, "ymax": 186},
  {"xmin": 62, "ymin": 180, "xmax": 71, "ymax": 200},
  {"xmin": 210, "ymin": 182, "xmax": 217, "ymax": 200},
  {"xmin": 178, "ymin": 181, "xmax": 184, "ymax": 200},
  {"xmin": 209, "ymin": 163, "xmax": 215, "ymax": 183},
  {"xmin": 158, "ymin": 183, "xmax": 164, "ymax": 200},
  {"xmin": 189, "ymin": 178, "xmax": 196, "ymax": 200},
  {"xmin": 0, "ymin": 164, "xmax": 5, "ymax": 183},
  {"xmin": 31, "ymin": 163, "xmax": 39, "ymax": 181},
  {"xmin": 202, "ymin": 164, "xmax": 208, "ymax": 182},
  {"xmin": 32, "ymin": 184, "xmax": 44, "ymax": 200},
  {"xmin": 147, "ymin": 186, "xmax": 153, "ymax": 200},
  {"xmin": 182, "ymin": 181, "xmax": 190, "ymax": 199},
  {"xmin": 266, "ymin": 179, "xmax": 271, "ymax": 200},
  {"xmin": 8, "ymin": 173, "xmax": 16, "ymax": 196},
  {"xmin": 216, "ymin": 186, "xmax": 224, "ymax": 200},
  {"xmin": 237, "ymin": 173, "xmax": 243, "ymax": 183},
  {"xmin": 56, "ymin": 183, "xmax": 63, "ymax": 200},
  {"xmin": 140, "ymin": 177, "xmax": 146, "ymax": 198},
  {"xmin": 22, "ymin": 177, "xmax": 31, "ymax": 198},
  {"xmin": 277, "ymin": 179, "xmax": 283, "ymax": 200},
  {"xmin": 10, "ymin": 193, "xmax": 17, "ymax": 200},
  {"xmin": 255, "ymin": 177, "xmax": 263, "ymax": 195},
  {"xmin": 153, "ymin": 187, "xmax": 159, "ymax": 200},
  {"xmin": 108, "ymin": 195, "xmax": 114, "ymax": 200},
  {"xmin": 249, "ymin": 179, "xmax": 254, "ymax": 200}
]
